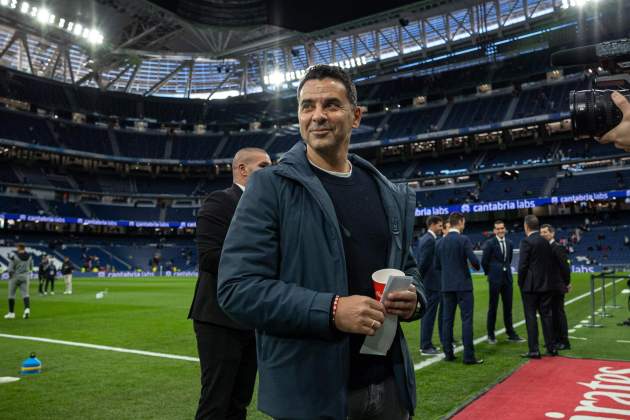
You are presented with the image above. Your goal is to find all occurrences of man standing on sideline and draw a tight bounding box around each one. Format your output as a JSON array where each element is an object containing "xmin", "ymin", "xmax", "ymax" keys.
[
  {"xmin": 44, "ymin": 257, "xmax": 57, "ymax": 295},
  {"xmin": 481, "ymin": 220, "xmax": 523, "ymax": 344},
  {"xmin": 188, "ymin": 147, "xmax": 271, "ymax": 420},
  {"xmin": 218, "ymin": 65, "xmax": 426, "ymax": 419},
  {"xmin": 4, "ymin": 243, "xmax": 32, "ymax": 319},
  {"xmin": 417, "ymin": 216, "xmax": 443, "ymax": 355},
  {"xmin": 540, "ymin": 224, "xmax": 572, "ymax": 351},
  {"xmin": 518, "ymin": 215, "xmax": 557, "ymax": 358},
  {"xmin": 61, "ymin": 256, "xmax": 75, "ymax": 295},
  {"xmin": 38, "ymin": 255, "xmax": 47, "ymax": 295},
  {"xmin": 435, "ymin": 212, "xmax": 483, "ymax": 365}
]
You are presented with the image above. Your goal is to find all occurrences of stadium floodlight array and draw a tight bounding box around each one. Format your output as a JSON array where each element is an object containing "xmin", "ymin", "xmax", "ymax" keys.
[
  {"xmin": 263, "ymin": 56, "xmax": 370, "ymax": 87},
  {"xmin": 561, "ymin": 0, "xmax": 603, "ymax": 8},
  {"xmin": 0, "ymin": 0, "xmax": 104, "ymax": 44}
]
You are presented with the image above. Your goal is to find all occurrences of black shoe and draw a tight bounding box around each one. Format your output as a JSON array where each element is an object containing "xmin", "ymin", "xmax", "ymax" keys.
[
  {"xmin": 556, "ymin": 343, "xmax": 571, "ymax": 351},
  {"xmin": 521, "ymin": 352, "xmax": 541, "ymax": 359},
  {"xmin": 487, "ymin": 337, "xmax": 497, "ymax": 345},
  {"xmin": 545, "ymin": 349, "xmax": 559, "ymax": 357},
  {"xmin": 444, "ymin": 354, "xmax": 457, "ymax": 362},
  {"xmin": 507, "ymin": 335, "xmax": 525, "ymax": 343},
  {"xmin": 463, "ymin": 358, "xmax": 484, "ymax": 365},
  {"xmin": 421, "ymin": 347, "xmax": 440, "ymax": 356}
]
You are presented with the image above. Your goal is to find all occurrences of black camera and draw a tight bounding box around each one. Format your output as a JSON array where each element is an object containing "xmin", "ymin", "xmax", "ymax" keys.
[
  {"xmin": 569, "ymin": 89, "xmax": 627, "ymax": 138},
  {"xmin": 551, "ymin": 39, "xmax": 630, "ymax": 138}
]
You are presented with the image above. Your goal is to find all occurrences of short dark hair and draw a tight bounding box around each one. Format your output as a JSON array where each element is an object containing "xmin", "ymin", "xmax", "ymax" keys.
[
  {"xmin": 448, "ymin": 212, "xmax": 465, "ymax": 226},
  {"xmin": 494, "ymin": 220, "xmax": 505, "ymax": 228},
  {"xmin": 541, "ymin": 223, "xmax": 555, "ymax": 233},
  {"xmin": 297, "ymin": 64, "xmax": 358, "ymax": 108},
  {"xmin": 426, "ymin": 216, "xmax": 443, "ymax": 228},
  {"xmin": 16, "ymin": 243, "xmax": 25, "ymax": 251},
  {"xmin": 524, "ymin": 215, "xmax": 539, "ymax": 230}
]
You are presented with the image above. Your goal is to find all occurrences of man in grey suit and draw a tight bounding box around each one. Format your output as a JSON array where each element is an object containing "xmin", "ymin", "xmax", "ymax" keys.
[
  {"xmin": 435, "ymin": 212, "xmax": 483, "ymax": 365},
  {"xmin": 481, "ymin": 220, "xmax": 523, "ymax": 344},
  {"xmin": 417, "ymin": 216, "xmax": 443, "ymax": 355}
]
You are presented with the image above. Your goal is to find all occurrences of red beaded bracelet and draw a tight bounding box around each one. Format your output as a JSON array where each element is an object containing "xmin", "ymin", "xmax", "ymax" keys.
[{"xmin": 332, "ymin": 295, "xmax": 340, "ymax": 323}]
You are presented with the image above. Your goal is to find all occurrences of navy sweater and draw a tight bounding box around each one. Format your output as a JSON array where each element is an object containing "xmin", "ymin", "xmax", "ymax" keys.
[{"xmin": 312, "ymin": 163, "xmax": 396, "ymax": 390}]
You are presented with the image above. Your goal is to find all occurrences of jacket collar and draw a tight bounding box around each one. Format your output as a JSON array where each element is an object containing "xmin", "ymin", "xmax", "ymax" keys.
[
  {"xmin": 276, "ymin": 141, "xmax": 392, "ymax": 188},
  {"xmin": 230, "ymin": 183, "xmax": 244, "ymax": 198},
  {"xmin": 275, "ymin": 141, "xmax": 411, "ymax": 261}
]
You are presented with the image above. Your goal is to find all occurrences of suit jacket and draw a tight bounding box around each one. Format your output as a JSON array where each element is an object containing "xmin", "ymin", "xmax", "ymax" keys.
[
  {"xmin": 550, "ymin": 241, "xmax": 571, "ymax": 290},
  {"xmin": 481, "ymin": 236, "xmax": 514, "ymax": 284},
  {"xmin": 517, "ymin": 231, "xmax": 555, "ymax": 293},
  {"xmin": 188, "ymin": 184, "xmax": 247, "ymax": 329},
  {"xmin": 415, "ymin": 232, "xmax": 439, "ymax": 291},
  {"xmin": 435, "ymin": 231, "xmax": 480, "ymax": 292}
]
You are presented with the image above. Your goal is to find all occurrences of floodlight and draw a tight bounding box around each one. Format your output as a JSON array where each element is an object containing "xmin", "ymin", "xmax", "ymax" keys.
[
  {"xmin": 47, "ymin": 13, "xmax": 55, "ymax": 24},
  {"xmin": 58, "ymin": 17, "xmax": 65, "ymax": 28},
  {"xmin": 36, "ymin": 7, "xmax": 50, "ymax": 24},
  {"xmin": 20, "ymin": 1, "xmax": 29, "ymax": 13},
  {"xmin": 268, "ymin": 71, "xmax": 284, "ymax": 86},
  {"xmin": 73, "ymin": 23, "xmax": 83, "ymax": 36},
  {"xmin": 0, "ymin": 0, "xmax": 9, "ymax": 7},
  {"xmin": 9, "ymin": 0, "xmax": 16, "ymax": 8}
]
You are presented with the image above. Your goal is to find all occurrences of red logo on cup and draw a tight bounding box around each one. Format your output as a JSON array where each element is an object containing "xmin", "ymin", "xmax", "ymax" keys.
[{"xmin": 372, "ymin": 268, "xmax": 405, "ymax": 301}]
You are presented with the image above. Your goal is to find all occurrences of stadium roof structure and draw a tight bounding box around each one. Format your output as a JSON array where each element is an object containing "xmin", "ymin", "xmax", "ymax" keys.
[{"xmin": 0, "ymin": 0, "xmax": 599, "ymax": 99}]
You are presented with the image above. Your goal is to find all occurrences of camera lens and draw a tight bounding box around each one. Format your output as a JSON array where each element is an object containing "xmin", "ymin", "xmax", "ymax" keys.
[{"xmin": 570, "ymin": 89, "xmax": 626, "ymax": 138}]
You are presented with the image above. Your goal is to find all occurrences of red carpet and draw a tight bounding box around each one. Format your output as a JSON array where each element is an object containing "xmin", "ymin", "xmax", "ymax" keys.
[{"xmin": 453, "ymin": 356, "xmax": 630, "ymax": 420}]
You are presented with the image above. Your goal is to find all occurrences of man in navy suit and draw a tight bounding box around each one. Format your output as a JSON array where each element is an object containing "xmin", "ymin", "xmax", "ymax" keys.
[
  {"xmin": 416, "ymin": 216, "xmax": 443, "ymax": 355},
  {"xmin": 481, "ymin": 220, "xmax": 523, "ymax": 344},
  {"xmin": 436, "ymin": 212, "xmax": 483, "ymax": 365}
]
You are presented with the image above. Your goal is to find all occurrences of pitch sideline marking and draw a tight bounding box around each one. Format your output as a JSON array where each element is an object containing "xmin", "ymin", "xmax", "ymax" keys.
[
  {"xmin": 0, "ymin": 279, "xmax": 621, "ymax": 368},
  {"xmin": 0, "ymin": 333, "xmax": 199, "ymax": 362},
  {"xmin": 413, "ymin": 279, "xmax": 619, "ymax": 370}
]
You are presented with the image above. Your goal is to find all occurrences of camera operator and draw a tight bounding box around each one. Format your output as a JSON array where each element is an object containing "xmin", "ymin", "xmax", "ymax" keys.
[{"xmin": 598, "ymin": 91, "xmax": 630, "ymax": 152}]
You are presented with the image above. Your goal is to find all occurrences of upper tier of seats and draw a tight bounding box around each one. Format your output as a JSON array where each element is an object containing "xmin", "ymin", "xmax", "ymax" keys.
[{"xmin": 0, "ymin": 77, "xmax": 586, "ymax": 160}]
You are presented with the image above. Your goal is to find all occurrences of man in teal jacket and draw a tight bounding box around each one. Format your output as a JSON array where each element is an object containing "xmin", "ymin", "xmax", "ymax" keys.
[{"xmin": 218, "ymin": 65, "xmax": 426, "ymax": 419}]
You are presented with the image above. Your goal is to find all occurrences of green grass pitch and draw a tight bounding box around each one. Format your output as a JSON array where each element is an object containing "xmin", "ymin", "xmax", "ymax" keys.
[{"xmin": 0, "ymin": 273, "xmax": 628, "ymax": 419}]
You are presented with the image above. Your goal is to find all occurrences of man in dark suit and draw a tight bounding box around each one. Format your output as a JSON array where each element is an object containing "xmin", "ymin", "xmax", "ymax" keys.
[
  {"xmin": 540, "ymin": 224, "xmax": 572, "ymax": 351},
  {"xmin": 435, "ymin": 212, "xmax": 483, "ymax": 365},
  {"xmin": 417, "ymin": 216, "xmax": 443, "ymax": 355},
  {"xmin": 188, "ymin": 147, "xmax": 271, "ymax": 420},
  {"xmin": 518, "ymin": 215, "xmax": 558, "ymax": 359},
  {"xmin": 481, "ymin": 220, "xmax": 523, "ymax": 344}
]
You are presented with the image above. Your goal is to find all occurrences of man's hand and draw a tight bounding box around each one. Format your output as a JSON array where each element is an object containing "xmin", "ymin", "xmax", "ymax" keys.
[
  {"xmin": 334, "ymin": 295, "xmax": 386, "ymax": 336},
  {"xmin": 383, "ymin": 285, "xmax": 418, "ymax": 320},
  {"xmin": 599, "ymin": 91, "xmax": 630, "ymax": 152},
  {"xmin": 565, "ymin": 284, "xmax": 572, "ymax": 294}
]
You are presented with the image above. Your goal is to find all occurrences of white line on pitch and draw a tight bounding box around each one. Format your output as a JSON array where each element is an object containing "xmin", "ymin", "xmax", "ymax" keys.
[
  {"xmin": 414, "ymin": 280, "xmax": 617, "ymax": 371},
  {"xmin": 618, "ymin": 340, "xmax": 630, "ymax": 344},
  {"xmin": 568, "ymin": 336, "xmax": 587, "ymax": 341},
  {"xmin": 0, "ymin": 333, "xmax": 199, "ymax": 363}
]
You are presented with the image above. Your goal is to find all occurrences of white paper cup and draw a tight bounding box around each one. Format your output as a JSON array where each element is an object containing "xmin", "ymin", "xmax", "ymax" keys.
[{"xmin": 372, "ymin": 268, "xmax": 405, "ymax": 301}]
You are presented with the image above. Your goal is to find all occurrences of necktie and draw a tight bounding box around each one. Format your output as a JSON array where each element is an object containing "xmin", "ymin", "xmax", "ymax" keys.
[{"xmin": 500, "ymin": 240, "xmax": 506, "ymax": 261}]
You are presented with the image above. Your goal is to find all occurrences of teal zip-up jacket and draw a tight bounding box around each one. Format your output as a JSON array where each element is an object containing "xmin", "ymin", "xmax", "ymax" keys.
[{"xmin": 218, "ymin": 141, "xmax": 426, "ymax": 419}]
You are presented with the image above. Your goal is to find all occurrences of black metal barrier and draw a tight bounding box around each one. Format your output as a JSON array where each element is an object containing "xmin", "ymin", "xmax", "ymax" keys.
[{"xmin": 586, "ymin": 270, "xmax": 630, "ymax": 328}]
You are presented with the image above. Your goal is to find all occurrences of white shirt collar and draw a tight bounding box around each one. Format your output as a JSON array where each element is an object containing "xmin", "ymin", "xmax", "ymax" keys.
[
  {"xmin": 235, "ymin": 183, "xmax": 245, "ymax": 191},
  {"xmin": 497, "ymin": 236, "xmax": 505, "ymax": 242},
  {"xmin": 448, "ymin": 228, "xmax": 460, "ymax": 234},
  {"xmin": 550, "ymin": 239, "xmax": 555, "ymax": 244},
  {"xmin": 428, "ymin": 230, "xmax": 437, "ymax": 239}
]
